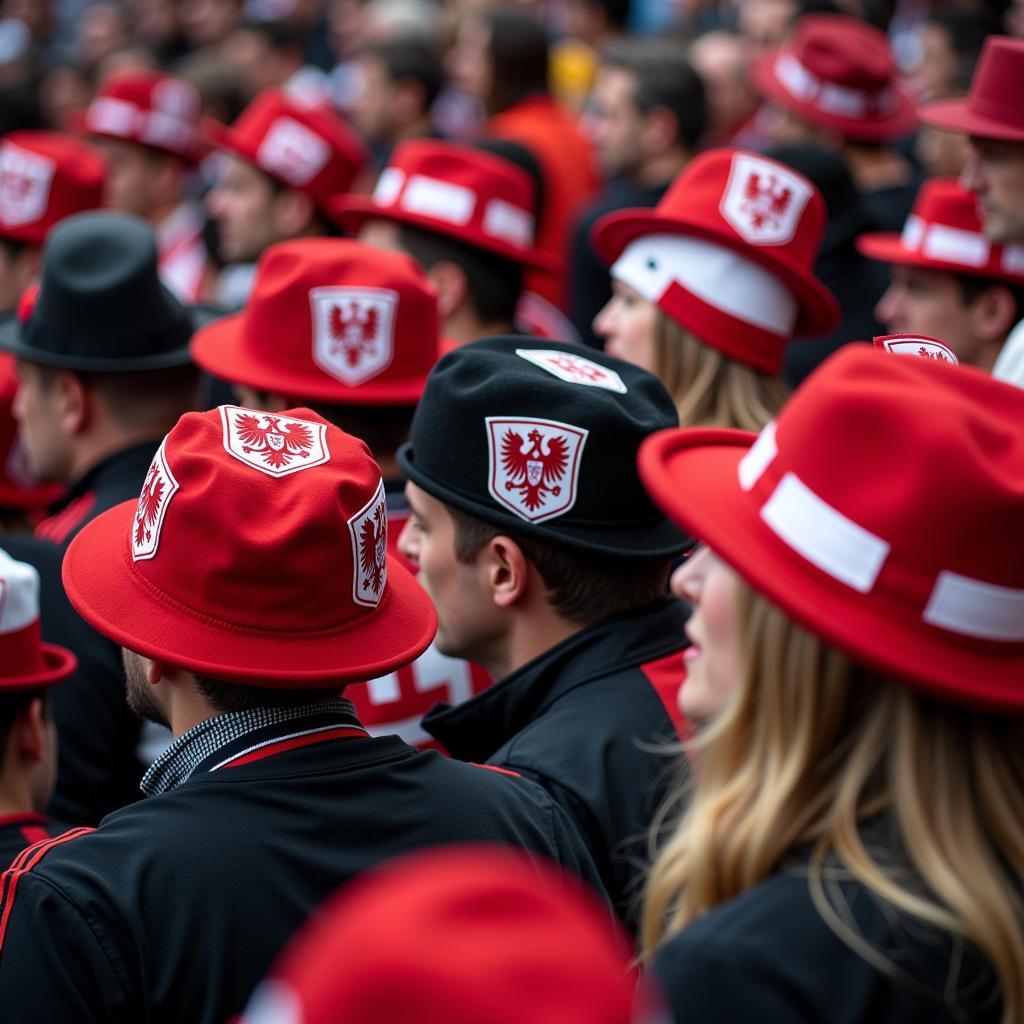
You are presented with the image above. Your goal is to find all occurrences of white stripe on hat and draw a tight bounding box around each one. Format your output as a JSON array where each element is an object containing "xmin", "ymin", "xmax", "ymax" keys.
[
  {"xmin": 0, "ymin": 548, "xmax": 41, "ymax": 634},
  {"xmin": 401, "ymin": 174, "xmax": 475, "ymax": 225},
  {"xmin": 612, "ymin": 234, "xmax": 799, "ymax": 336},
  {"xmin": 1003, "ymin": 244, "xmax": 1024, "ymax": 274},
  {"xmin": 87, "ymin": 97, "xmax": 139, "ymax": 136},
  {"xmin": 924, "ymin": 570, "xmax": 1024, "ymax": 641},
  {"xmin": 483, "ymin": 198, "xmax": 534, "ymax": 248},
  {"xmin": 738, "ymin": 420, "xmax": 778, "ymax": 491},
  {"xmin": 774, "ymin": 52, "xmax": 897, "ymax": 118},
  {"xmin": 373, "ymin": 166, "xmax": 405, "ymax": 207},
  {"xmin": 900, "ymin": 216, "xmax": 992, "ymax": 269}
]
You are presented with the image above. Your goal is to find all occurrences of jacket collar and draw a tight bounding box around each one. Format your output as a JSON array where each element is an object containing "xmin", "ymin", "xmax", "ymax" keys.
[{"xmin": 49, "ymin": 439, "xmax": 161, "ymax": 513}]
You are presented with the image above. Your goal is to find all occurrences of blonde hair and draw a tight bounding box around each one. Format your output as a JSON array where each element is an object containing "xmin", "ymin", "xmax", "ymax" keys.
[
  {"xmin": 653, "ymin": 311, "xmax": 788, "ymax": 431},
  {"xmin": 642, "ymin": 582, "xmax": 1024, "ymax": 1022}
]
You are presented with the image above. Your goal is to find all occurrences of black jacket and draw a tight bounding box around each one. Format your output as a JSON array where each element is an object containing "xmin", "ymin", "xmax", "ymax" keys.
[
  {"xmin": 0, "ymin": 812, "xmax": 66, "ymax": 868},
  {"xmin": 424, "ymin": 596, "xmax": 688, "ymax": 926},
  {"xmin": 0, "ymin": 712, "xmax": 604, "ymax": 1024}
]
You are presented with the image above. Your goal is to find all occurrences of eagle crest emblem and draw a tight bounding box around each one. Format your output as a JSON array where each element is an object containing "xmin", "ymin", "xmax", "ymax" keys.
[
  {"xmin": 220, "ymin": 406, "xmax": 330, "ymax": 478},
  {"xmin": 348, "ymin": 480, "xmax": 388, "ymax": 607},
  {"xmin": 132, "ymin": 441, "xmax": 179, "ymax": 561},
  {"xmin": 873, "ymin": 334, "xmax": 958, "ymax": 364},
  {"xmin": 0, "ymin": 143, "xmax": 55, "ymax": 229},
  {"xmin": 310, "ymin": 286, "xmax": 398, "ymax": 386},
  {"xmin": 515, "ymin": 349, "xmax": 627, "ymax": 393},
  {"xmin": 720, "ymin": 153, "xmax": 812, "ymax": 245},
  {"xmin": 486, "ymin": 417, "xmax": 588, "ymax": 523}
]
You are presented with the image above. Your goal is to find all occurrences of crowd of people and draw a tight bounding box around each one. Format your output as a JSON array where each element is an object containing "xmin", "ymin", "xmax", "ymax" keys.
[{"xmin": 0, "ymin": 0, "xmax": 1022, "ymax": 1021}]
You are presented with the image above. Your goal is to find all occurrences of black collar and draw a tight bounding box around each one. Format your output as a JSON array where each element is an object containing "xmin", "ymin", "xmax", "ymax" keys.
[{"xmin": 48, "ymin": 439, "xmax": 161, "ymax": 514}]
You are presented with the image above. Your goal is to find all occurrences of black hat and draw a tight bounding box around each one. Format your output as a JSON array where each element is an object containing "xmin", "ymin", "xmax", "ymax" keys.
[
  {"xmin": 397, "ymin": 337, "xmax": 688, "ymax": 557},
  {"xmin": 0, "ymin": 210, "xmax": 195, "ymax": 371}
]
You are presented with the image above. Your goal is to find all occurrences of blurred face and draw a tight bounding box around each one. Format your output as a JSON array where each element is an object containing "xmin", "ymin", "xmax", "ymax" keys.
[
  {"xmin": 11, "ymin": 359, "xmax": 71, "ymax": 484},
  {"xmin": 593, "ymin": 279, "xmax": 658, "ymax": 373},
  {"xmin": 671, "ymin": 546, "xmax": 743, "ymax": 726},
  {"xmin": 911, "ymin": 23, "xmax": 957, "ymax": 103},
  {"xmin": 448, "ymin": 16, "xmax": 492, "ymax": 105},
  {"xmin": 207, "ymin": 155, "xmax": 279, "ymax": 263},
  {"xmin": 916, "ymin": 125, "xmax": 971, "ymax": 179},
  {"xmin": 690, "ymin": 32, "xmax": 756, "ymax": 139},
  {"xmin": 585, "ymin": 67, "xmax": 645, "ymax": 179},
  {"xmin": 351, "ymin": 54, "xmax": 396, "ymax": 143},
  {"xmin": 358, "ymin": 217, "xmax": 407, "ymax": 256},
  {"xmin": 97, "ymin": 139, "xmax": 157, "ymax": 216},
  {"xmin": 961, "ymin": 138, "xmax": 1024, "ymax": 244}
]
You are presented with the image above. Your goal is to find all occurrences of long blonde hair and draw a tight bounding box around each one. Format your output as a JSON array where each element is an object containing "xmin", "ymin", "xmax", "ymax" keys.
[
  {"xmin": 653, "ymin": 311, "xmax": 789, "ymax": 431},
  {"xmin": 642, "ymin": 581, "xmax": 1024, "ymax": 1022}
]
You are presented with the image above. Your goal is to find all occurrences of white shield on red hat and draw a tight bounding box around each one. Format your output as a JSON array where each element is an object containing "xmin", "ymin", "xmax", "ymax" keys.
[
  {"xmin": 309, "ymin": 286, "xmax": 398, "ymax": 386},
  {"xmin": 720, "ymin": 153, "xmax": 813, "ymax": 246},
  {"xmin": 220, "ymin": 405, "xmax": 331, "ymax": 478},
  {"xmin": 514, "ymin": 349, "xmax": 628, "ymax": 394},
  {"xmin": 257, "ymin": 117, "xmax": 330, "ymax": 187},
  {"xmin": 132, "ymin": 441, "xmax": 179, "ymax": 561},
  {"xmin": 486, "ymin": 417, "xmax": 588, "ymax": 524},
  {"xmin": 347, "ymin": 478, "xmax": 388, "ymax": 608},
  {"xmin": 874, "ymin": 334, "xmax": 958, "ymax": 363},
  {"xmin": 0, "ymin": 143, "xmax": 55, "ymax": 229}
]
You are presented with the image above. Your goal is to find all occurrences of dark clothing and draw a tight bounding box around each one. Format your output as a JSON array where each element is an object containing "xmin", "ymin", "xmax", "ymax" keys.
[
  {"xmin": 0, "ymin": 706, "xmax": 604, "ymax": 1024},
  {"xmin": 424, "ymin": 596, "xmax": 688, "ymax": 926},
  {"xmin": 0, "ymin": 812, "xmax": 67, "ymax": 868},
  {"xmin": 863, "ymin": 179, "xmax": 921, "ymax": 235}
]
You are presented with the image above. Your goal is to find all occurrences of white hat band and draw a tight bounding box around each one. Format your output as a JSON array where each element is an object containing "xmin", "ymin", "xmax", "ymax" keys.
[{"xmin": 775, "ymin": 52, "xmax": 899, "ymax": 118}]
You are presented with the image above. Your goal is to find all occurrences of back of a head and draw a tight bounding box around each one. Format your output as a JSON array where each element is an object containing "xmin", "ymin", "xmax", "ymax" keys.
[
  {"xmin": 483, "ymin": 8, "xmax": 550, "ymax": 114},
  {"xmin": 363, "ymin": 34, "xmax": 445, "ymax": 110}
]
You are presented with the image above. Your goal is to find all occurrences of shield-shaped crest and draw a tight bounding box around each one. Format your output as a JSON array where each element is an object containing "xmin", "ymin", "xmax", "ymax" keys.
[
  {"xmin": 486, "ymin": 416, "xmax": 589, "ymax": 524},
  {"xmin": 720, "ymin": 153, "xmax": 812, "ymax": 246},
  {"xmin": 873, "ymin": 334, "xmax": 958, "ymax": 364},
  {"xmin": 309, "ymin": 286, "xmax": 398, "ymax": 386},
  {"xmin": 515, "ymin": 349, "xmax": 627, "ymax": 393},
  {"xmin": 347, "ymin": 479, "xmax": 388, "ymax": 608},
  {"xmin": 0, "ymin": 143, "xmax": 55, "ymax": 229},
  {"xmin": 132, "ymin": 441, "xmax": 179, "ymax": 561},
  {"xmin": 256, "ymin": 117, "xmax": 330, "ymax": 187},
  {"xmin": 219, "ymin": 405, "xmax": 331, "ymax": 478}
]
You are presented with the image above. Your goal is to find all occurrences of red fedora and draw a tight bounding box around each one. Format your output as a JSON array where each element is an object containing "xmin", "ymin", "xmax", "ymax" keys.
[
  {"xmin": 857, "ymin": 178, "xmax": 1024, "ymax": 284},
  {"xmin": 0, "ymin": 131, "xmax": 106, "ymax": 246},
  {"xmin": 329, "ymin": 139, "xmax": 562, "ymax": 273},
  {"xmin": 639, "ymin": 346, "xmax": 1024, "ymax": 710},
  {"xmin": 592, "ymin": 148, "xmax": 839, "ymax": 373},
  {"xmin": 753, "ymin": 15, "xmax": 917, "ymax": 142},
  {"xmin": 206, "ymin": 89, "xmax": 367, "ymax": 216},
  {"xmin": 62, "ymin": 406, "xmax": 437, "ymax": 686},
  {"xmin": 191, "ymin": 239, "xmax": 442, "ymax": 405},
  {"xmin": 69, "ymin": 70, "xmax": 205, "ymax": 163},
  {"xmin": 922, "ymin": 36, "xmax": 1024, "ymax": 143}
]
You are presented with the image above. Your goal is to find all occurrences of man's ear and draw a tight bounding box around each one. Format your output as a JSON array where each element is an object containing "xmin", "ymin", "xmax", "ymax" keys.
[
  {"xmin": 482, "ymin": 535, "xmax": 531, "ymax": 609},
  {"xmin": 272, "ymin": 189, "xmax": 318, "ymax": 238},
  {"xmin": 15, "ymin": 698, "xmax": 47, "ymax": 764},
  {"xmin": 426, "ymin": 261, "xmax": 469, "ymax": 319},
  {"xmin": 640, "ymin": 105, "xmax": 681, "ymax": 157},
  {"xmin": 54, "ymin": 370, "xmax": 90, "ymax": 436},
  {"xmin": 971, "ymin": 283, "xmax": 1019, "ymax": 343}
]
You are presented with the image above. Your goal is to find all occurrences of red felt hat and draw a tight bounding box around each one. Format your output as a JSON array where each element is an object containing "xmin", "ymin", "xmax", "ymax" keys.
[
  {"xmin": 592, "ymin": 148, "xmax": 839, "ymax": 373},
  {"xmin": 0, "ymin": 546, "xmax": 76, "ymax": 690},
  {"xmin": 61, "ymin": 406, "xmax": 437, "ymax": 686},
  {"xmin": 206, "ymin": 89, "xmax": 367, "ymax": 216},
  {"xmin": 69, "ymin": 70, "xmax": 205, "ymax": 163},
  {"xmin": 329, "ymin": 139, "xmax": 562, "ymax": 273},
  {"xmin": 921, "ymin": 36, "xmax": 1024, "ymax": 143},
  {"xmin": 191, "ymin": 239, "xmax": 442, "ymax": 405},
  {"xmin": 857, "ymin": 177, "xmax": 1024, "ymax": 284},
  {"xmin": 239, "ymin": 846, "xmax": 634, "ymax": 1024},
  {"xmin": 0, "ymin": 131, "xmax": 106, "ymax": 246},
  {"xmin": 639, "ymin": 345, "xmax": 1024, "ymax": 710},
  {"xmin": 753, "ymin": 14, "xmax": 917, "ymax": 142}
]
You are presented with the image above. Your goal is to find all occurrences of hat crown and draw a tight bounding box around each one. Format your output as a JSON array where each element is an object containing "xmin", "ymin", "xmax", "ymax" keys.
[
  {"xmin": 790, "ymin": 14, "xmax": 896, "ymax": 90},
  {"xmin": 967, "ymin": 36, "xmax": 1024, "ymax": 125},
  {"xmin": 0, "ymin": 548, "xmax": 41, "ymax": 635},
  {"xmin": 912, "ymin": 177, "xmax": 982, "ymax": 232}
]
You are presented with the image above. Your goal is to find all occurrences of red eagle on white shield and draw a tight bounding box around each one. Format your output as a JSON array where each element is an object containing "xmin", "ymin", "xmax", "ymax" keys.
[
  {"xmin": 348, "ymin": 480, "xmax": 388, "ymax": 607},
  {"xmin": 720, "ymin": 153, "xmax": 812, "ymax": 245},
  {"xmin": 131, "ymin": 442, "xmax": 179, "ymax": 561},
  {"xmin": 500, "ymin": 428, "xmax": 570, "ymax": 513},
  {"xmin": 741, "ymin": 172, "xmax": 792, "ymax": 232},
  {"xmin": 234, "ymin": 413, "xmax": 314, "ymax": 470},
  {"xmin": 330, "ymin": 302, "xmax": 380, "ymax": 368}
]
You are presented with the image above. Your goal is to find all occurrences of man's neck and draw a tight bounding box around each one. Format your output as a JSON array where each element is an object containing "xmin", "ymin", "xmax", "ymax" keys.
[
  {"xmin": 66, "ymin": 433, "xmax": 158, "ymax": 486},
  {"xmin": 633, "ymin": 148, "xmax": 689, "ymax": 189},
  {"xmin": 443, "ymin": 310, "xmax": 517, "ymax": 348},
  {"xmin": 484, "ymin": 611, "xmax": 583, "ymax": 682},
  {"xmin": 842, "ymin": 144, "xmax": 912, "ymax": 192},
  {"xmin": 0, "ymin": 773, "xmax": 38, "ymax": 817}
]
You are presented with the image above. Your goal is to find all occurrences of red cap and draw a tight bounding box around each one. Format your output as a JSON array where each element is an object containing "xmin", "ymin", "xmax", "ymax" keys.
[
  {"xmin": 330, "ymin": 139, "xmax": 562, "ymax": 272},
  {"xmin": 639, "ymin": 346, "xmax": 1024, "ymax": 710},
  {"xmin": 62, "ymin": 406, "xmax": 437, "ymax": 686},
  {"xmin": 191, "ymin": 239, "xmax": 442, "ymax": 405},
  {"xmin": 0, "ymin": 132, "xmax": 106, "ymax": 245},
  {"xmin": 921, "ymin": 36, "xmax": 1024, "ymax": 143},
  {"xmin": 239, "ymin": 846, "xmax": 634, "ymax": 1024},
  {"xmin": 592, "ymin": 148, "xmax": 839, "ymax": 373},
  {"xmin": 753, "ymin": 15, "xmax": 917, "ymax": 142},
  {"xmin": 207, "ymin": 89, "xmax": 367, "ymax": 216},
  {"xmin": 873, "ymin": 333, "xmax": 958, "ymax": 363},
  {"xmin": 857, "ymin": 178, "xmax": 1024, "ymax": 284}
]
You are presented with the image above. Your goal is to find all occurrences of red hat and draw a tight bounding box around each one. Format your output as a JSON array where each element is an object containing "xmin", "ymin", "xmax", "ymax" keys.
[
  {"xmin": 921, "ymin": 36, "xmax": 1024, "ymax": 143},
  {"xmin": 857, "ymin": 178, "xmax": 1024, "ymax": 284},
  {"xmin": 207, "ymin": 89, "xmax": 367, "ymax": 216},
  {"xmin": 239, "ymin": 846, "xmax": 634, "ymax": 1024},
  {"xmin": 329, "ymin": 139, "xmax": 562, "ymax": 273},
  {"xmin": 639, "ymin": 346, "xmax": 1024, "ymax": 710},
  {"xmin": 873, "ymin": 333, "xmax": 958, "ymax": 364},
  {"xmin": 191, "ymin": 239, "xmax": 442, "ymax": 405},
  {"xmin": 0, "ymin": 131, "xmax": 106, "ymax": 246},
  {"xmin": 592, "ymin": 148, "xmax": 839, "ymax": 373},
  {"xmin": 753, "ymin": 15, "xmax": 917, "ymax": 142},
  {"xmin": 70, "ymin": 70, "xmax": 205, "ymax": 163},
  {"xmin": 0, "ymin": 546, "xmax": 76, "ymax": 690},
  {"xmin": 61, "ymin": 406, "xmax": 437, "ymax": 686}
]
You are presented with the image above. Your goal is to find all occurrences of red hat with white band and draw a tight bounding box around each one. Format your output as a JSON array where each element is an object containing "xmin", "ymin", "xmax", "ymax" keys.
[
  {"xmin": 639, "ymin": 346, "xmax": 1024, "ymax": 710},
  {"xmin": 0, "ymin": 131, "xmax": 106, "ymax": 246},
  {"xmin": 191, "ymin": 239, "xmax": 442, "ymax": 405},
  {"xmin": 753, "ymin": 15, "xmax": 917, "ymax": 142},
  {"xmin": 592, "ymin": 148, "xmax": 839, "ymax": 374},
  {"xmin": 206, "ymin": 88, "xmax": 368, "ymax": 216},
  {"xmin": 61, "ymin": 405, "xmax": 437, "ymax": 686},
  {"xmin": 329, "ymin": 139, "xmax": 561, "ymax": 273},
  {"xmin": 857, "ymin": 178, "xmax": 1024, "ymax": 284},
  {"xmin": 70, "ymin": 70, "xmax": 204, "ymax": 163},
  {"xmin": 0, "ymin": 546, "xmax": 76, "ymax": 690}
]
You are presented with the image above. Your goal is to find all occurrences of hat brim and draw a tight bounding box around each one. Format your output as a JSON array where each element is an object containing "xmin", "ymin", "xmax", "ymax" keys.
[
  {"xmin": 638, "ymin": 427, "xmax": 1024, "ymax": 710},
  {"xmin": 191, "ymin": 311, "xmax": 434, "ymax": 406},
  {"xmin": 65, "ymin": 108, "xmax": 205, "ymax": 165},
  {"xmin": 856, "ymin": 230, "xmax": 1024, "ymax": 283},
  {"xmin": 329, "ymin": 195, "xmax": 565, "ymax": 275},
  {"xmin": 919, "ymin": 98, "xmax": 1024, "ymax": 143},
  {"xmin": 0, "ymin": 643, "xmax": 78, "ymax": 691},
  {"xmin": 62, "ymin": 500, "xmax": 439, "ymax": 686},
  {"xmin": 591, "ymin": 209, "xmax": 840, "ymax": 338}
]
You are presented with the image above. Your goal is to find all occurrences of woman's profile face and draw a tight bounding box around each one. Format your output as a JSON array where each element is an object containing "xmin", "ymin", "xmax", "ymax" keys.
[{"xmin": 593, "ymin": 279, "xmax": 658, "ymax": 374}]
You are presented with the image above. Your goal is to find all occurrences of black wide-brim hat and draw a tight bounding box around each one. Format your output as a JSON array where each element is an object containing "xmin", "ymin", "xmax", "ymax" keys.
[
  {"xmin": 397, "ymin": 336, "xmax": 689, "ymax": 557},
  {"xmin": 0, "ymin": 210, "xmax": 197, "ymax": 372}
]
